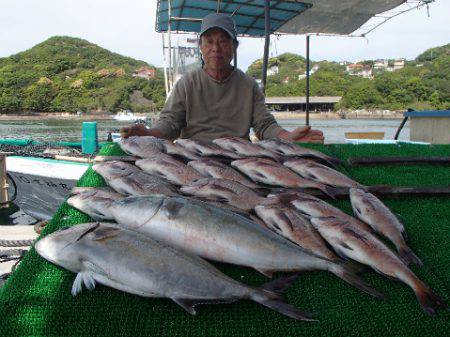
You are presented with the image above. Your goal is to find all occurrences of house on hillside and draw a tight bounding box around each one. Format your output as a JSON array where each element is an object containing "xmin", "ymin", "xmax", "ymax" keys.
[
  {"xmin": 393, "ymin": 58, "xmax": 405, "ymax": 71},
  {"xmin": 373, "ymin": 59, "xmax": 388, "ymax": 71},
  {"xmin": 346, "ymin": 63, "xmax": 372, "ymax": 78},
  {"xmin": 132, "ymin": 66, "xmax": 156, "ymax": 80},
  {"xmin": 267, "ymin": 65, "xmax": 279, "ymax": 76}
]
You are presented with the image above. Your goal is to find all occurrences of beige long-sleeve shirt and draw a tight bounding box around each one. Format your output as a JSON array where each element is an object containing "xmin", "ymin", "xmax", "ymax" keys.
[{"xmin": 153, "ymin": 67, "xmax": 283, "ymax": 141}]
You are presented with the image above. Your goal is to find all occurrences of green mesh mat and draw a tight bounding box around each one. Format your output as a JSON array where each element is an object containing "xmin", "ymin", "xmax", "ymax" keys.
[{"xmin": 0, "ymin": 142, "xmax": 449, "ymax": 337}]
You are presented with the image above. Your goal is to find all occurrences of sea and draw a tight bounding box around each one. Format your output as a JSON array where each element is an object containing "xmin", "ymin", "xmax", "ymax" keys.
[{"xmin": 0, "ymin": 117, "xmax": 409, "ymax": 226}]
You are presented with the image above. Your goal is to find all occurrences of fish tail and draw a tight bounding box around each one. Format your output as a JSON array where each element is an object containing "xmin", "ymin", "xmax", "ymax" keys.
[
  {"xmin": 322, "ymin": 186, "xmax": 338, "ymax": 199},
  {"xmin": 331, "ymin": 264, "xmax": 386, "ymax": 300},
  {"xmin": 251, "ymin": 273, "xmax": 317, "ymax": 322},
  {"xmin": 414, "ymin": 282, "xmax": 448, "ymax": 315},
  {"xmin": 398, "ymin": 245, "xmax": 423, "ymax": 267}
]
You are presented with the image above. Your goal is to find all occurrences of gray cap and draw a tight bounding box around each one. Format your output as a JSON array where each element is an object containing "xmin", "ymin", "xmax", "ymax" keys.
[{"xmin": 199, "ymin": 13, "xmax": 237, "ymax": 41}]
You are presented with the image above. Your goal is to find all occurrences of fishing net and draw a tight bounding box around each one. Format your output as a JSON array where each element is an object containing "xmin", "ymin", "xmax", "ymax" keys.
[{"xmin": 0, "ymin": 142, "xmax": 449, "ymax": 337}]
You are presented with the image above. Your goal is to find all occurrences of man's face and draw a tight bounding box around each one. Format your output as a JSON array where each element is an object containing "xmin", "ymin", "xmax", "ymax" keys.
[{"xmin": 200, "ymin": 28, "xmax": 234, "ymax": 71}]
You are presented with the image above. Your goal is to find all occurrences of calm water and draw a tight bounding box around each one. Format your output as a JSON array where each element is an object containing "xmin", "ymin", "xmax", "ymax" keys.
[
  {"xmin": 0, "ymin": 117, "xmax": 409, "ymax": 225},
  {"xmin": 0, "ymin": 117, "xmax": 410, "ymax": 143}
]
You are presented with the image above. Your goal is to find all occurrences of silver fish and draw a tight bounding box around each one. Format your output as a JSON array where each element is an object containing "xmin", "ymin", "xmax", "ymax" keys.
[
  {"xmin": 119, "ymin": 136, "xmax": 164, "ymax": 158},
  {"xmin": 310, "ymin": 216, "xmax": 447, "ymax": 316},
  {"xmin": 175, "ymin": 139, "xmax": 242, "ymax": 159},
  {"xmin": 162, "ymin": 140, "xmax": 200, "ymax": 161},
  {"xmin": 108, "ymin": 195, "xmax": 384, "ymax": 298},
  {"xmin": 254, "ymin": 203, "xmax": 338, "ymax": 261},
  {"xmin": 92, "ymin": 161, "xmax": 177, "ymax": 197},
  {"xmin": 188, "ymin": 159, "xmax": 259, "ymax": 188},
  {"xmin": 258, "ymin": 138, "xmax": 341, "ymax": 167},
  {"xmin": 180, "ymin": 178, "xmax": 265, "ymax": 211},
  {"xmin": 284, "ymin": 159, "xmax": 363, "ymax": 188},
  {"xmin": 231, "ymin": 158, "xmax": 335, "ymax": 198},
  {"xmin": 35, "ymin": 222, "xmax": 314, "ymax": 321},
  {"xmin": 349, "ymin": 188, "xmax": 422, "ymax": 266},
  {"xmin": 92, "ymin": 161, "xmax": 141, "ymax": 181},
  {"xmin": 67, "ymin": 187, "xmax": 124, "ymax": 220},
  {"xmin": 213, "ymin": 137, "xmax": 280, "ymax": 160},
  {"xmin": 136, "ymin": 153, "xmax": 204, "ymax": 186}
]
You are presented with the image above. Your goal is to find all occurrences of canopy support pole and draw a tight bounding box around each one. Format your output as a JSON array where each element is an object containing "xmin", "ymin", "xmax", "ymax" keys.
[
  {"xmin": 305, "ymin": 35, "xmax": 310, "ymax": 126},
  {"xmin": 261, "ymin": 0, "xmax": 270, "ymax": 94}
]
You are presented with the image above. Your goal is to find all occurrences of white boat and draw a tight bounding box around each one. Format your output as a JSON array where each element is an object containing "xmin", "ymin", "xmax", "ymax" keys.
[{"xmin": 113, "ymin": 110, "xmax": 148, "ymax": 122}]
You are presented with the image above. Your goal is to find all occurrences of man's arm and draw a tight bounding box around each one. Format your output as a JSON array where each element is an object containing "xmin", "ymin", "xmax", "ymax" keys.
[
  {"xmin": 120, "ymin": 80, "xmax": 187, "ymax": 139},
  {"xmin": 251, "ymin": 83, "xmax": 324, "ymax": 143}
]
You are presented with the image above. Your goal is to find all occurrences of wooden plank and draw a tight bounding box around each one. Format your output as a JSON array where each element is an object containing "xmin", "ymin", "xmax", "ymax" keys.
[{"xmin": 348, "ymin": 156, "xmax": 450, "ymax": 166}]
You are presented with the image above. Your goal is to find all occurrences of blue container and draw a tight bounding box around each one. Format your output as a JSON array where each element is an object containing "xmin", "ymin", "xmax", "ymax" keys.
[{"xmin": 81, "ymin": 122, "xmax": 98, "ymax": 154}]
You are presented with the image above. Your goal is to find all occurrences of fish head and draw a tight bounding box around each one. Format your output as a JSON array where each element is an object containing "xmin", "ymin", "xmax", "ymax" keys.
[
  {"xmin": 109, "ymin": 195, "xmax": 166, "ymax": 229},
  {"xmin": 34, "ymin": 223, "xmax": 101, "ymax": 270},
  {"xmin": 92, "ymin": 161, "xmax": 139, "ymax": 180},
  {"xmin": 179, "ymin": 178, "xmax": 211, "ymax": 194},
  {"xmin": 349, "ymin": 187, "xmax": 366, "ymax": 200}
]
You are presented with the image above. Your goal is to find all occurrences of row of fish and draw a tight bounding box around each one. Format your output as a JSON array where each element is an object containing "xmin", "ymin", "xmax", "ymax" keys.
[{"xmin": 35, "ymin": 136, "xmax": 448, "ymax": 320}]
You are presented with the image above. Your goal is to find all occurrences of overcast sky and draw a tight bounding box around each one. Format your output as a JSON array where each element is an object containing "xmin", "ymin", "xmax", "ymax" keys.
[{"xmin": 1, "ymin": 0, "xmax": 449, "ymax": 71}]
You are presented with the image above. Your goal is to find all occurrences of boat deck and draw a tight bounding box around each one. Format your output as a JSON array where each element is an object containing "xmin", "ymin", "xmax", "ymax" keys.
[{"xmin": 0, "ymin": 142, "xmax": 449, "ymax": 336}]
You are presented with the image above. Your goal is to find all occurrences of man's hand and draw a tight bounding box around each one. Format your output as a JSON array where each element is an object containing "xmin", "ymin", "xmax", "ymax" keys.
[
  {"xmin": 277, "ymin": 126, "xmax": 324, "ymax": 144},
  {"xmin": 120, "ymin": 124, "xmax": 166, "ymax": 139}
]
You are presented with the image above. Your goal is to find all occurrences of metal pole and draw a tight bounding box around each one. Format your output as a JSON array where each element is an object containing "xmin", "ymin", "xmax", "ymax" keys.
[
  {"xmin": 0, "ymin": 155, "xmax": 9, "ymax": 208},
  {"xmin": 261, "ymin": 0, "xmax": 270, "ymax": 94},
  {"xmin": 168, "ymin": 0, "xmax": 173, "ymax": 90},
  {"xmin": 305, "ymin": 35, "xmax": 310, "ymax": 126}
]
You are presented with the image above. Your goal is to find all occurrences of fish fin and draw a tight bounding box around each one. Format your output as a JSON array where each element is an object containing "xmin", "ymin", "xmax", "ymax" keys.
[
  {"xmin": 260, "ymin": 273, "xmax": 301, "ymax": 295},
  {"xmin": 398, "ymin": 246, "xmax": 423, "ymax": 267},
  {"xmin": 415, "ymin": 284, "xmax": 448, "ymax": 316},
  {"xmin": 331, "ymin": 264, "xmax": 386, "ymax": 300},
  {"xmin": 71, "ymin": 272, "xmax": 96, "ymax": 296},
  {"xmin": 172, "ymin": 298, "xmax": 197, "ymax": 315},
  {"xmin": 254, "ymin": 268, "xmax": 274, "ymax": 278},
  {"xmin": 401, "ymin": 229, "xmax": 408, "ymax": 242},
  {"xmin": 172, "ymin": 298, "xmax": 239, "ymax": 315},
  {"xmin": 322, "ymin": 186, "xmax": 339, "ymax": 199},
  {"xmin": 252, "ymin": 275, "xmax": 317, "ymax": 322},
  {"xmin": 91, "ymin": 226, "xmax": 121, "ymax": 241},
  {"xmin": 75, "ymin": 222, "xmax": 100, "ymax": 242},
  {"xmin": 71, "ymin": 273, "xmax": 84, "ymax": 296},
  {"xmin": 342, "ymin": 260, "xmax": 370, "ymax": 275}
]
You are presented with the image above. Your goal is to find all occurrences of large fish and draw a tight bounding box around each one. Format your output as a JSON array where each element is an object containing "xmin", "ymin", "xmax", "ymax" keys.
[
  {"xmin": 231, "ymin": 158, "xmax": 335, "ymax": 198},
  {"xmin": 92, "ymin": 162, "xmax": 177, "ymax": 197},
  {"xmin": 119, "ymin": 136, "xmax": 164, "ymax": 158},
  {"xmin": 310, "ymin": 216, "xmax": 448, "ymax": 315},
  {"xmin": 175, "ymin": 139, "xmax": 242, "ymax": 159},
  {"xmin": 254, "ymin": 203, "xmax": 338, "ymax": 261},
  {"xmin": 349, "ymin": 188, "xmax": 422, "ymax": 266},
  {"xmin": 180, "ymin": 178, "xmax": 265, "ymax": 211},
  {"xmin": 135, "ymin": 153, "xmax": 204, "ymax": 186},
  {"xmin": 213, "ymin": 137, "xmax": 280, "ymax": 161},
  {"xmin": 92, "ymin": 161, "xmax": 141, "ymax": 181},
  {"xmin": 108, "ymin": 195, "xmax": 384, "ymax": 299},
  {"xmin": 188, "ymin": 158, "xmax": 259, "ymax": 188},
  {"xmin": 161, "ymin": 140, "xmax": 200, "ymax": 161},
  {"xmin": 67, "ymin": 187, "xmax": 124, "ymax": 220},
  {"xmin": 284, "ymin": 159, "xmax": 363, "ymax": 188},
  {"xmin": 258, "ymin": 138, "xmax": 341, "ymax": 167},
  {"xmin": 35, "ymin": 222, "xmax": 314, "ymax": 321}
]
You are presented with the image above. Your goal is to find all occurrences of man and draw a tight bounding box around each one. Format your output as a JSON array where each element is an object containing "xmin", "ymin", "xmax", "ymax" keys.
[{"xmin": 121, "ymin": 13, "xmax": 324, "ymax": 143}]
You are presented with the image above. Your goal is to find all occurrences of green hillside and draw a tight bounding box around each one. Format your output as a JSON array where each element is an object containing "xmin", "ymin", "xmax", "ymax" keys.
[
  {"xmin": 0, "ymin": 36, "xmax": 166, "ymax": 114},
  {"xmin": 0, "ymin": 37, "xmax": 448, "ymax": 113},
  {"xmin": 247, "ymin": 44, "xmax": 450, "ymax": 111}
]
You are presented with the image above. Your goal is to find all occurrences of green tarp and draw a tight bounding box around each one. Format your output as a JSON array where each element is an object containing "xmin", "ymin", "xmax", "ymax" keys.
[{"xmin": 0, "ymin": 142, "xmax": 449, "ymax": 336}]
